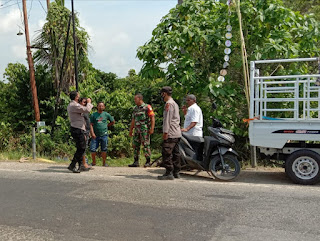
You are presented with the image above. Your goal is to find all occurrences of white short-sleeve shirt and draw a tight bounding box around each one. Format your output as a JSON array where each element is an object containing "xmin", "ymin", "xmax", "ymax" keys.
[{"xmin": 184, "ymin": 103, "xmax": 203, "ymax": 137}]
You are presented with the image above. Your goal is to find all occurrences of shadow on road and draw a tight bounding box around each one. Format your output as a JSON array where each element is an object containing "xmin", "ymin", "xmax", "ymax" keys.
[
  {"xmin": 113, "ymin": 174, "xmax": 156, "ymax": 180},
  {"xmin": 30, "ymin": 164, "xmax": 320, "ymax": 186},
  {"xmin": 178, "ymin": 169, "xmax": 320, "ymax": 186},
  {"xmin": 36, "ymin": 165, "xmax": 70, "ymax": 173}
]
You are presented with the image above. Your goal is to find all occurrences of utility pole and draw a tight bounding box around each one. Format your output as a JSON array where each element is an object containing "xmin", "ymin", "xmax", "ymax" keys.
[
  {"xmin": 71, "ymin": 0, "xmax": 79, "ymax": 91},
  {"xmin": 22, "ymin": 0, "xmax": 40, "ymax": 122},
  {"xmin": 46, "ymin": 0, "xmax": 50, "ymax": 9}
]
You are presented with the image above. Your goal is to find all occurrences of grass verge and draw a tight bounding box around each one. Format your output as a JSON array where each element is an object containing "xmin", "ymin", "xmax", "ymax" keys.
[{"xmin": 0, "ymin": 151, "xmax": 162, "ymax": 167}]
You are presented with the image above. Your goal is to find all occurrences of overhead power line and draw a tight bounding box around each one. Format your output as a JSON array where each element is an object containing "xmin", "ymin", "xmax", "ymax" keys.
[
  {"xmin": 0, "ymin": 0, "xmax": 14, "ymax": 6},
  {"xmin": 0, "ymin": 2, "xmax": 18, "ymax": 9},
  {"xmin": 38, "ymin": 0, "xmax": 46, "ymax": 13}
]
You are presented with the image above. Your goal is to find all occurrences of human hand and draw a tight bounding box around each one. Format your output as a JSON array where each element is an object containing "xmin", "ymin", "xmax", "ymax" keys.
[
  {"xmin": 87, "ymin": 98, "xmax": 92, "ymax": 104},
  {"xmin": 163, "ymin": 133, "xmax": 168, "ymax": 140},
  {"xmin": 149, "ymin": 129, "xmax": 154, "ymax": 135},
  {"xmin": 91, "ymin": 133, "xmax": 96, "ymax": 139},
  {"xmin": 181, "ymin": 128, "xmax": 187, "ymax": 132}
]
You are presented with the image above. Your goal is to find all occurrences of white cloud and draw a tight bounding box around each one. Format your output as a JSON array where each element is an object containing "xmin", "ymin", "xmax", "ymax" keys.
[
  {"xmin": 111, "ymin": 32, "xmax": 131, "ymax": 46},
  {"xmin": 0, "ymin": 1, "xmax": 176, "ymax": 80},
  {"xmin": 0, "ymin": 8, "xmax": 21, "ymax": 34},
  {"xmin": 37, "ymin": 19, "xmax": 46, "ymax": 29},
  {"xmin": 11, "ymin": 44, "xmax": 26, "ymax": 59}
]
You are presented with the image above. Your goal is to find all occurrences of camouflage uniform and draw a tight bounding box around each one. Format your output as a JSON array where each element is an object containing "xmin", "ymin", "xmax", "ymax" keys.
[{"xmin": 132, "ymin": 103, "xmax": 154, "ymax": 159}]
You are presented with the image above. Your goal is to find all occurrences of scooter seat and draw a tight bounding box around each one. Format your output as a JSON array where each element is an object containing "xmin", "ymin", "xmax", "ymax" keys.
[
  {"xmin": 219, "ymin": 128, "xmax": 234, "ymax": 135},
  {"xmin": 182, "ymin": 133, "xmax": 204, "ymax": 143}
]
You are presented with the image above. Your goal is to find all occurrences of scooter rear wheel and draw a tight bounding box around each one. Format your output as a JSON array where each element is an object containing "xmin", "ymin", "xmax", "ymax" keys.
[{"xmin": 210, "ymin": 154, "xmax": 240, "ymax": 181}]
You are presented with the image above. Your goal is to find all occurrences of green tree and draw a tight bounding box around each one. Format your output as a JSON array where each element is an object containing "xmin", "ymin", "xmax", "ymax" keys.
[
  {"xmin": 283, "ymin": 0, "xmax": 320, "ymax": 21},
  {"xmin": 0, "ymin": 63, "xmax": 54, "ymax": 131},
  {"xmin": 33, "ymin": 1, "xmax": 90, "ymax": 92},
  {"xmin": 137, "ymin": 0, "xmax": 320, "ymax": 134},
  {"xmin": 137, "ymin": 0, "xmax": 320, "ymax": 159}
]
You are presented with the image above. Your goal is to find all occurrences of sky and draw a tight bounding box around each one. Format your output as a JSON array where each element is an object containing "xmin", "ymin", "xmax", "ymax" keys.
[{"xmin": 0, "ymin": 0, "xmax": 177, "ymax": 80}]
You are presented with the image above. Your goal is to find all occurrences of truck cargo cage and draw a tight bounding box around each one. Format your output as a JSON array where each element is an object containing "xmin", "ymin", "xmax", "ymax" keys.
[{"xmin": 249, "ymin": 58, "xmax": 320, "ymax": 149}]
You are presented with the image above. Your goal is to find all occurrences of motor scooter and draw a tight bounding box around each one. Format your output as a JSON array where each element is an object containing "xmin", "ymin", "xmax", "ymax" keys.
[{"xmin": 179, "ymin": 105, "xmax": 241, "ymax": 181}]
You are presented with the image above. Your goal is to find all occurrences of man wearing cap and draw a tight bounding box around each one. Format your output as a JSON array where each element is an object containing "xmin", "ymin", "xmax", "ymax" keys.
[{"xmin": 158, "ymin": 86, "xmax": 182, "ymax": 180}]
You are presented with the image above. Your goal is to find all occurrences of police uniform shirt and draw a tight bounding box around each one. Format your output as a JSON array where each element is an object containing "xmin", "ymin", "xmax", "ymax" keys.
[
  {"xmin": 67, "ymin": 100, "xmax": 93, "ymax": 131},
  {"xmin": 163, "ymin": 98, "xmax": 181, "ymax": 138}
]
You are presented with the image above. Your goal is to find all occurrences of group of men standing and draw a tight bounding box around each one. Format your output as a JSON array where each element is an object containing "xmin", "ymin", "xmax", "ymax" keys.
[
  {"xmin": 67, "ymin": 92, "xmax": 115, "ymax": 173},
  {"xmin": 67, "ymin": 86, "xmax": 203, "ymax": 180}
]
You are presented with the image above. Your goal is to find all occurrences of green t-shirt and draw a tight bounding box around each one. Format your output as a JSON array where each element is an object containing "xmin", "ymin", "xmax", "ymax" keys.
[{"xmin": 90, "ymin": 112, "xmax": 114, "ymax": 137}]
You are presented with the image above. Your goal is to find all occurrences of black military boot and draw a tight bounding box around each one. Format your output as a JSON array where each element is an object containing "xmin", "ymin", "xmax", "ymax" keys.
[
  {"xmin": 144, "ymin": 157, "xmax": 151, "ymax": 168},
  {"xmin": 158, "ymin": 171, "xmax": 174, "ymax": 180},
  {"xmin": 68, "ymin": 161, "xmax": 80, "ymax": 173},
  {"xmin": 128, "ymin": 157, "xmax": 140, "ymax": 167},
  {"xmin": 68, "ymin": 165, "xmax": 80, "ymax": 173},
  {"xmin": 173, "ymin": 172, "xmax": 180, "ymax": 179}
]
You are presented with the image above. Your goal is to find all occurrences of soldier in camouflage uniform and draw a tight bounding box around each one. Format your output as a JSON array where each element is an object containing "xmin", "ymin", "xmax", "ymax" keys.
[{"xmin": 128, "ymin": 94, "xmax": 155, "ymax": 167}]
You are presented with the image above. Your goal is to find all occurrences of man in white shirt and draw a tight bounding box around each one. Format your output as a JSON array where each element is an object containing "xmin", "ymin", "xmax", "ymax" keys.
[{"xmin": 181, "ymin": 94, "xmax": 203, "ymax": 137}]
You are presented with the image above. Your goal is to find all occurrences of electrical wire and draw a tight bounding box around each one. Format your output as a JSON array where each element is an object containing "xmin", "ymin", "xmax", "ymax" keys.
[
  {"xmin": 38, "ymin": 0, "xmax": 46, "ymax": 13},
  {"xmin": 0, "ymin": 0, "xmax": 14, "ymax": 7},
  {"xmin": 27, "ymin": 0, "xmax": 34, "ymax": 20},
  {"xmin": 15, "ymin": 0, "xmax": 25, "ymax": 32},
  {"xmin": 0, "ymin": 2, "xmax": 17, "ymax": 9}
]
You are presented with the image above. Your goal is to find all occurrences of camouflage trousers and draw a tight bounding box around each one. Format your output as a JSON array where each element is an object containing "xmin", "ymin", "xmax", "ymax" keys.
[{"xmin": 133, "ymin": 131, "xmax": 151, "ymax": 159}]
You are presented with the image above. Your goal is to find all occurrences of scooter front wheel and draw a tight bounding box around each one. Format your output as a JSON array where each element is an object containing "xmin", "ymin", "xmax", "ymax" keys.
[{"xmin": 210, "ymin": 154, "xmax": 240, "ymax": 181}]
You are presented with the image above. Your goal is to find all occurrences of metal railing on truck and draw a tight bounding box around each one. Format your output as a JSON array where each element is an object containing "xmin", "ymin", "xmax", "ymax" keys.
[{"xmin": 249, "ymin": 58, "xmax": 320, "ymax": 120}]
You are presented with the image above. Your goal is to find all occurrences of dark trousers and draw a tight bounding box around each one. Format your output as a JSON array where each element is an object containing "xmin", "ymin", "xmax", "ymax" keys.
[
  {"xmin": 70, "ymin": 127, "xmax": 86, "ymax": 169},
  {"xmin": 162, "ymin": 138, "xmax": 181, "ymax": 174}
]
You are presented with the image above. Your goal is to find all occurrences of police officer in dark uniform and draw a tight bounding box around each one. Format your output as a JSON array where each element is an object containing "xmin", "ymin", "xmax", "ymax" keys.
[{"xmin": 158, "ymin": 86, "xmax": 182, "ymax": 180}]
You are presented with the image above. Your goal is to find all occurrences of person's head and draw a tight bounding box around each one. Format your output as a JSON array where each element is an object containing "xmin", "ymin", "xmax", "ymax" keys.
[
  {"xmin": 97, "ymin": 101, "xmax": 105, "ymax": 113},
  {"xmin": 79, "ymin": 97, "xmax": 87, "ymax": 106},
  {"xmin": 160, "ymin": 86, "xmax": 172, "ymax": 102},
  {"xmin": 70, "ymin": 91, "xmax": 79, "ymax": 102},
  {"xmin": 134, "ymin": 93, "xmax": 144, "ymax": 106},
  {"xmin": 185, "ymin": 94, "xmax": 196, "ymax": 107}
]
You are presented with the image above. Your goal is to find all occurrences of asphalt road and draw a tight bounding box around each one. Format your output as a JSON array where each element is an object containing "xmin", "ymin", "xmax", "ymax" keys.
[{"xmin": 0, "ymin": 162, "xmax": 320, "ymax": 241}]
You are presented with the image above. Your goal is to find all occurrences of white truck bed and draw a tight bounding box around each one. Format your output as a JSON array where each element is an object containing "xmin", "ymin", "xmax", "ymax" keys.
[
  {"xmin": 249, "ymin": 120, "xmax": 320, "ymax": 148},
  {"xmin": 249, "ymin": 58, "xmax": 320, "ymax": 149}
]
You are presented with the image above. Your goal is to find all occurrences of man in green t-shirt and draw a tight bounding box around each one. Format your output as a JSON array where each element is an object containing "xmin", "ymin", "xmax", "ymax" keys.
[{"xmin": 90, "ymin": 102, "xmax": 115, "ymax": 166}]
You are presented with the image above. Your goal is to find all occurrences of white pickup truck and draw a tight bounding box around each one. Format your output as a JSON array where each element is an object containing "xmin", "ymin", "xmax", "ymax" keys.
[{"xmin": 249, "ymin": 58, "xmax": 320, "ymax": 185}]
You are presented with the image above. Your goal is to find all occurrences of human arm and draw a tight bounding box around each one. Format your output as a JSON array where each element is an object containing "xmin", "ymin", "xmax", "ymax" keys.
[
  {"xmin": 146, "ymin": 105, "xmax": 155, "ymax": 135},
  {"xmin": 163, "ymin": 103, "xmax": 173, "ymax": 140},
  {"xmin": 90, "ymin": 124, "xmax": 96, "ymax": 139},
  {"xmin": 108, "ymin": 120, "xmax": 115, "ymax": 127},
  {"xmin": 70, "ymin": 98, "xmax": 93, "ymax": 113},
  {"xmin": 181, "ymin": 122, "xmax": 197, "ymax": 132},
  {"xmin": 182, "ymin": 105, "xmax": 187, "ymax": 116},
  {"xmin": 149, "ymin": 115, "xmax": 155, "ymax": 135},
  {"xmin": 107, "ymin": 114, "xmax": 115, "ymax": 127},
  {"xmin": 129, "ymin": 118, "xmax": 135, "ymax": 137},
  {"xmin": 181, "ymin": 107, "xmax": 198, "ymax": 132}
]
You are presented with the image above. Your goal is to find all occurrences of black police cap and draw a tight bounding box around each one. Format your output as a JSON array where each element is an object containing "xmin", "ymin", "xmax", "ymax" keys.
[{"xmin": 160, "ymin": 86, "xmax": 172, "ymax": 94}]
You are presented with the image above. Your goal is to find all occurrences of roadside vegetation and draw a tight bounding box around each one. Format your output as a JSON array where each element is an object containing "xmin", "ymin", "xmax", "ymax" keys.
[{"xmin": 0, "ymin": 0, "xmax": 319, "ymax": 165}]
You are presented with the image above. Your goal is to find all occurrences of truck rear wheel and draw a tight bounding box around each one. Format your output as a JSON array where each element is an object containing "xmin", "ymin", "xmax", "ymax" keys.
[{"xmin": 285, "ymin": 150, "xmax": 320, "ymax": 185}]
